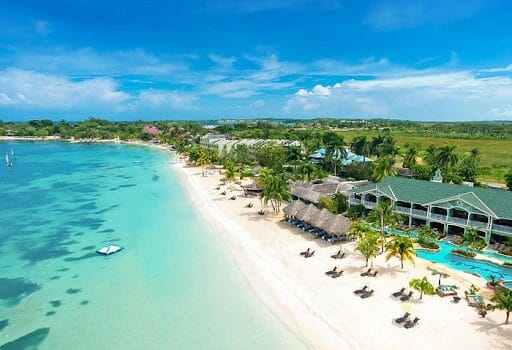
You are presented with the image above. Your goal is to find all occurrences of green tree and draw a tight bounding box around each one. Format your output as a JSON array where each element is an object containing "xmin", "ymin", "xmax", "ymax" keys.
[
  {"xmin": 460, "ymin": 227, "xmax": 486, "ymax": 254},
  {"xmin": 504, "ymin": 172, "xmax": 512, "ymax": 191},
  {"xmin": 322, "ymin": 131, "xmax": 346, "ymax": 176},
  {"xmin": 437, "ymin": 144, "xmax": 459, "ymax": 180},
  {"xmin": 348, "ymin": 220, "xmax": 371, "ymax": 241},
  {"xmin": 417, "ymin": 226, "xmax": 439, "ymax": 249},
  {"xmin": 457, "ymin": 154, "xmax": 480, "ymax": 182},
  {"xmin": 346, "ymin": 204, "xmax": 365, "ymax": 219},
  {"xmin": 224, "ymin": 161, "xmax": 239, "ymax": 190},
  {"xmin": 367, "ymin": 201, "xmax": 400, "ymax": 252},
  {"xmin": 258, "ymin": 168, "xmax": 291, "ymax": 214},
  {"xmin": 490, "ymin": 289, "xmax": 512, "ymax": 324},
  {"xmin": 403, "ymin": 143, "xmax": 421, "ymax": 176},
  {"xmin": 377, "ymin": 136, "xmax": 400, "ymax": 160},
  {"xmin": 255, "ymin": 143, "xmax": 285, "ymax": 170},
  {"xmin": 355, "ymin": 232, "xmax": 381, "ymax": 267},
  {"xmin": 372, "ymin": 156, "xmax": 396, "ymax": 182},
  {"xmin": 385, "ymin": 236, "xmax": 416, "ymax": 269},
  {"xmin": 409, "ymin": 277, "xmax": 435, "ymax": 300}
]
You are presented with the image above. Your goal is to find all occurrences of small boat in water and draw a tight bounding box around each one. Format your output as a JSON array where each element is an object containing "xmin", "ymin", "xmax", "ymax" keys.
[
  {"xmin": 96, "ymin": 245, "xmax": 124, "ymax": 256},
  {"xmin": 133, "ymin": 160, "xmax": 142, "ymax": 164}
]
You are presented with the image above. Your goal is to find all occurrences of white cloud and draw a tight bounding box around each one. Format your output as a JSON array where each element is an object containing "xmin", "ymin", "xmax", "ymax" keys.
[
  {"xmin": 0, "ymin": 68, "xmax": 130, "ymax": 110},
  {"xmin": 284, "ymin": 70, "xmax": 512, "ymax": 120},
  {"xmin": 249, "ymin": 99, "xmax": 265, "ymax": 107},
  {"xmin": 137, "ymin": 89, "xmax": 197, "ymax": 109}
]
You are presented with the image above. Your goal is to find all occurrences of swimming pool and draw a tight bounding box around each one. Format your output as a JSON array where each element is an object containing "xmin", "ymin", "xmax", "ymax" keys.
[
  {"xmin": 416, "ymin": 241, "xmax": 512, "ymax": 281},
  {"xmin": 503, "ymin": 281, "xmax": 512, "ymax": 289}
]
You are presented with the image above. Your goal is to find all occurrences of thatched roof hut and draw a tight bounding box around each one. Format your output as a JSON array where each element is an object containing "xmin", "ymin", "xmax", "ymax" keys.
[
  {"xmin": 306, "ymin": 208, "xmax": 335, "ymax": 228},
  {"xmin": 283, "ymin": 200, "xmax": 306, "ymax": 217},
  {"xmin": 295, "ymin": 204, "xmax": 320, "ymax": 222},
  {"xmin": 320, "ymin": 215, "xmax": 351, "ymax": 236}
]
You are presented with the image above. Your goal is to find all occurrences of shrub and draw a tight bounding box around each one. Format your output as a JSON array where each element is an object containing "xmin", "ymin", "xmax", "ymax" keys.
[{"xmin": 451, "ymin": 249, "xmax": 476, "ymax": 258}]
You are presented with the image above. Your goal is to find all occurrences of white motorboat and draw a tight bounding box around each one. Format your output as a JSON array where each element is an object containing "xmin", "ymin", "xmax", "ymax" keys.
[{"xmin": 96, "ymin": 245, "xmax": 123, "ymax": 256}]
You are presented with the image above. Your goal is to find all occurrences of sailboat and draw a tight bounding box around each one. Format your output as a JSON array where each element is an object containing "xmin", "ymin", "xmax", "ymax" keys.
[{"xmin": 10, "ymin": 147, "xmax": 16, "ymax": 158}]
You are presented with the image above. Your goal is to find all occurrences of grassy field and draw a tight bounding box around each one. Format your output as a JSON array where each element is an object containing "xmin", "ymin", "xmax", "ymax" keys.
[{"xmin": 339, "ymin": 130, "xmax": 512, "ymax": 183}]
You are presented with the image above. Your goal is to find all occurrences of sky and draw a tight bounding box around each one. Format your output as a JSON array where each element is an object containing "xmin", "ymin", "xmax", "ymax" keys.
[{"xmin": 1, "ymin": 0, "xmax": 512, "ymax": 121}]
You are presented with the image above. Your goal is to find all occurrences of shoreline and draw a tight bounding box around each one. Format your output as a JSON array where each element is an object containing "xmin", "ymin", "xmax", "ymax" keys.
[{"xmin": 173, "ymin": 162, "xmax": 511, "ymax": 350}]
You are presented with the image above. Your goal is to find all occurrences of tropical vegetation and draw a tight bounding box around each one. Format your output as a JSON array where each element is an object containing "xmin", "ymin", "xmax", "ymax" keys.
[
  {"xmin": 385, "ymin": 236, "xmax": 416, "ymax": 269},
  {"xmin": 409, "ymin": 277, "xmax": 436, "ymax": 300}
]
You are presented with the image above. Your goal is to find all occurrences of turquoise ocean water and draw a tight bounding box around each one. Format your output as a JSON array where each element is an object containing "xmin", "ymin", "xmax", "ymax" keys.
[{"xmin": 0, "ymin": 141, "xmax": 305, "ymax": 349}]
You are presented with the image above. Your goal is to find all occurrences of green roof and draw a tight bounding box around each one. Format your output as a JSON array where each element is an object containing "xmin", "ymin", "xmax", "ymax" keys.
[{"xmin": 353, "ymin": 176, "xmax": 512, "ymax": 219}]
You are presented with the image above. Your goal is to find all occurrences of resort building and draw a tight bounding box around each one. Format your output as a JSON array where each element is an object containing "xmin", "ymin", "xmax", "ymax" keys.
[
  {"xmin": 200, "ymin": 134, "xmax": 302, "ymax": 153},
  {"xmin": 309, "ymin": 148, "xmax": 372, "ymax": 165},
  {"xmin": 349, "ymin": 176, "xmax": 512, "ymax": 243}
]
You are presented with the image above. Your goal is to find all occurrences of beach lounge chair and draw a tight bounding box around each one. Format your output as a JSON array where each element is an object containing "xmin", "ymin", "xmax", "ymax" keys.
[
  {"xmin": 466, "ymin": 295, "xmax": 484, "ymax": 307},
  {"xmin": 230, "ymin": 195, "xmax": 236, "ymax": 200},
  {"xmin": 246, "ymin": 202, "xmax": 253, "ymax": 208},
  {"xmin": 392, "ymin": 287, "xmax": 406, "ymax": 297},
  {"xmin": 304, "ymin": 251, "xmax": 315, "ymax": 258},
  {"xmin": 258, "ymin": 209, "xmax": 265, "ymax": 215},
  {"xmin": 354, "ymin": 286, "xmax": 368, "ymax": 294},
  {"xmin": 404, "ymin": 317, "xmax": 420, "ymax": 329},
  {"xmin": 436, "ymin": 285, "xmax": 457, "ymax": 297},
  {"xmin": 221, "ymin": 191, "xmax": 226, "ymax": 195},
  {"xmin": 325, "ymin": 267, "xmax": 338, "ymax": 275},
  {"xmin": 367, "ymin": 270, "xmax": 378, "ymax": 277},
  {"xmin": 331, "ymin": 270, "xmax": 344, "ymax": 278},
  {"xmin": 395, "ymin": 312, "xmax": 410, "ymax": 324},
  {"xmin": 452, "ymin": 296, "xmax": 461, "ymax": 303},
  {"xmin": 400, "ymin": 291, "xmax": 413, "ymax": 302},
  {"xmin": 360, "ymin": 268, "xmax": 371, "ymax": 277},
  {"xmin": 360, "ymin": 290, "xmax": 374, "ymax": 298},
  {"xmin": 330, "ymin": 250, "xmax": 345, "ymax": 259},
  {"xmin": 300, "ymin": 248, "xmax": 311, "ymax": 256}
]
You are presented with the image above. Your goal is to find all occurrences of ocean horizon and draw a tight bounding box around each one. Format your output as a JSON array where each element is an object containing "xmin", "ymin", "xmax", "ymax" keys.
[{"xmin": 0, "ymin": 141, "xmax": 305, "ymax": 349}]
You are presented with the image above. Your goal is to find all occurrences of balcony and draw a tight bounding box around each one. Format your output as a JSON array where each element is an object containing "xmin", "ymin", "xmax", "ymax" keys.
[
  {"xmin": 492, "ymin": 224, "xmax": 512, "ymax": 233},
  {"xmin": 394, "ymin": 206, "xmax": 411, "ymax": 214},
  {"xmin": 363, "ymin": 201, "xmax": 376, "ymax": 208},
  {"xmin": 447, "ymin": 216, "xmax": 468, "ymax": 225},
  {"xmin": 430, "ymin": 213, "xmax": 447, "ymax": 222},
  {"xmin": 468, "ymin": 220, "xmax": 488, "ymax": 229},
  {"xmin": 411, "ymin": 209, "xmax": 427, "ymax": 217},
  {"xmin": 349, "ymin": 197, "xmax": 361, "ymax": 205}
]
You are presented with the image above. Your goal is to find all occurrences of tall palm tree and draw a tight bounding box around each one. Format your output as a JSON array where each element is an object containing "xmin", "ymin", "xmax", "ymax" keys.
[
  {"xmin": 367, "ymin": 201, "xmax": 400, "ymax": 252},
  {"xmin": 372, "ymin": 156, "xmax": 397, "ymax": 182},
  {"xmin": 409, "ymin": 277, "xmax": 435, "ymax": 300},
  {"xmin": 378, "ymin": 136, "xmax": 400, "ymax": 160},
  {"xmin": 348, "ymin": 220, "xmax": 371, "ymax": 241},
  {"xmin": 385, "ymin": 236, "xmax": 416, "ymax": 268},
  {"xmin": 258, "ymin": 168, "xmax": 291, "ymax": 214},
  {"xmin": 437, "ymin": 144, "xmax": 458, "ymax": 179},
  {"xmin": 370, "ymin": 135, "xmax": 386, "ymax": 156},
  {"xmin": 460, "ymin": 227, "xmax": 484, "ymax": 254},
  {"xmin": 351, "ymin": 136, "xmax": 372, "ymax": 159},
  {"xmin": 224, "ymin": 161, "xmax": 239, "ymax": 190},
  {"xmin": 355, "ymin": 232, "xmax": 381, "ymax": 267},
  {"xmin": 403, "ymin": 143, "xmax": 420, "ymax": 176},
  {"xmin": 490, "ymin": 289, "xmax": 512, "ymax": 324}
]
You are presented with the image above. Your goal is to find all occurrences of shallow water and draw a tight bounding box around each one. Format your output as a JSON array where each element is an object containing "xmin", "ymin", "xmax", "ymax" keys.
[{"xmin": 0, "ymin": 141, "xmax": 305, "ymax": 349}]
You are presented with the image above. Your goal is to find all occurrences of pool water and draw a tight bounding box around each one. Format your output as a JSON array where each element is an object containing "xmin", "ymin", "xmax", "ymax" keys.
[{"xmin": 416, "ymin": 241, "xmax": 512, "ymax": 281}]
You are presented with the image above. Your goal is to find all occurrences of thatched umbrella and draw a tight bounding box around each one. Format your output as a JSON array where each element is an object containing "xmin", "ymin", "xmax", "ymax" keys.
[
  {"xmin": 306, "ymin": 208, "xmax": 335, "ymax": 229},
  {"xmin": 283, "ymin": 200, "xmax": 306, "ymax": 218},
  {"xmin": 295, "ymin": 204, "xmax": 320, "ymax": 223},
  {"xmin": 320, "ymin": 214, "xmax": 351, "ymax": 237}
]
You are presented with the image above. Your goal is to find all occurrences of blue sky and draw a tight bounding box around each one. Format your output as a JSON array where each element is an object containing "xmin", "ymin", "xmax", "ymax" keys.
[{"xmin": 1, "ymin": 0, "xmax": 512, "ymax": 121}]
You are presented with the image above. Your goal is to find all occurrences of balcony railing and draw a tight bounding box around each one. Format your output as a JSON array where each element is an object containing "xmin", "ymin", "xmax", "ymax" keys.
[
  {"xmin": 349, "ymin": 197, "xmax": 361, "ymax": 205},
  {"xmin": 447, "ymin": 216, "xmax": 468, "ymax": 225},
  {"xmin": 430, "ymin": 213, "xmax": 447, "ymax": 221},
  {"xmin": 492, "ymin": 224, "xmax": 512, "ymax": 233},
  {"xmin": 394, "ymin": 206, "xmax": 411, "ymax": 214},
  {"xmin": 411, "ymin": 209, "xmax": 427, "ymax": 217},
  {"xmin": 363, "ymin": 201, "xmax": 376, "ymax": 208},
  {"xmin": 468, "ymin": 220, "xmax": 488, "ymax": 229}
]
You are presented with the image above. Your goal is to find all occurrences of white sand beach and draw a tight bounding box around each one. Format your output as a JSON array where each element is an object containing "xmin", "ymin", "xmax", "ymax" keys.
[{"xmin": 175, "ymin": 162, "xmax": 512, "ymax": 350}]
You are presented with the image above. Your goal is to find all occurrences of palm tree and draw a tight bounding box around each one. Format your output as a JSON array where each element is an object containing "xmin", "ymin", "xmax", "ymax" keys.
[
  {"xmin": 285, "ymin": 146, "xmax": 303, "ymax": 168},
  {"xmin": 348, "ymin": 220, "xmax": 371, "ymax": 241},
  {"xmin": 370, "ymin": 135, "xmax": 386, "ymax": 156},
  {"xmin": 351, "ymin": 135, "xmax": 372, "ymax": 175},
  {"xmin": 224, "ymin": 161, "xmax": 238, "ymax": 190},
  {"xmin": 378, "ymin": 136, "xmax": 400, "ymax": 160},
  {"xmin": 385, "ymin": 236, "xmax": 416, "ymax": 269},
  {"xmin": 258, "ymin": 168, "xmax": 291, "ymax": 214},
  {"xmin": 367, "ymin": 201, "xmax": 400, "ymax": 252},
  {"xmin": 355, "ymin": 233, "xmax": 381, "ymax": 267},
  {"xmin": 437, "ymin": 144, "xmax": 458, "ymax": 179},
  {"xmin": 372, "ymin": 156, "xmax": 397, "ymax": 182},
  {"xmin": 403, "ymin": 143, "xmax": 420, "ymax": 176},
  {"xmin": 460, "ymin": 227, "xmax": 484, "ymax": 254},
  {"xmin": 409, "ymin": 276, "xmax": 435, "ymax": 300},
  {"xmin": 490, "ymin": 289, "xmax": 512, "ymax": 324}
]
